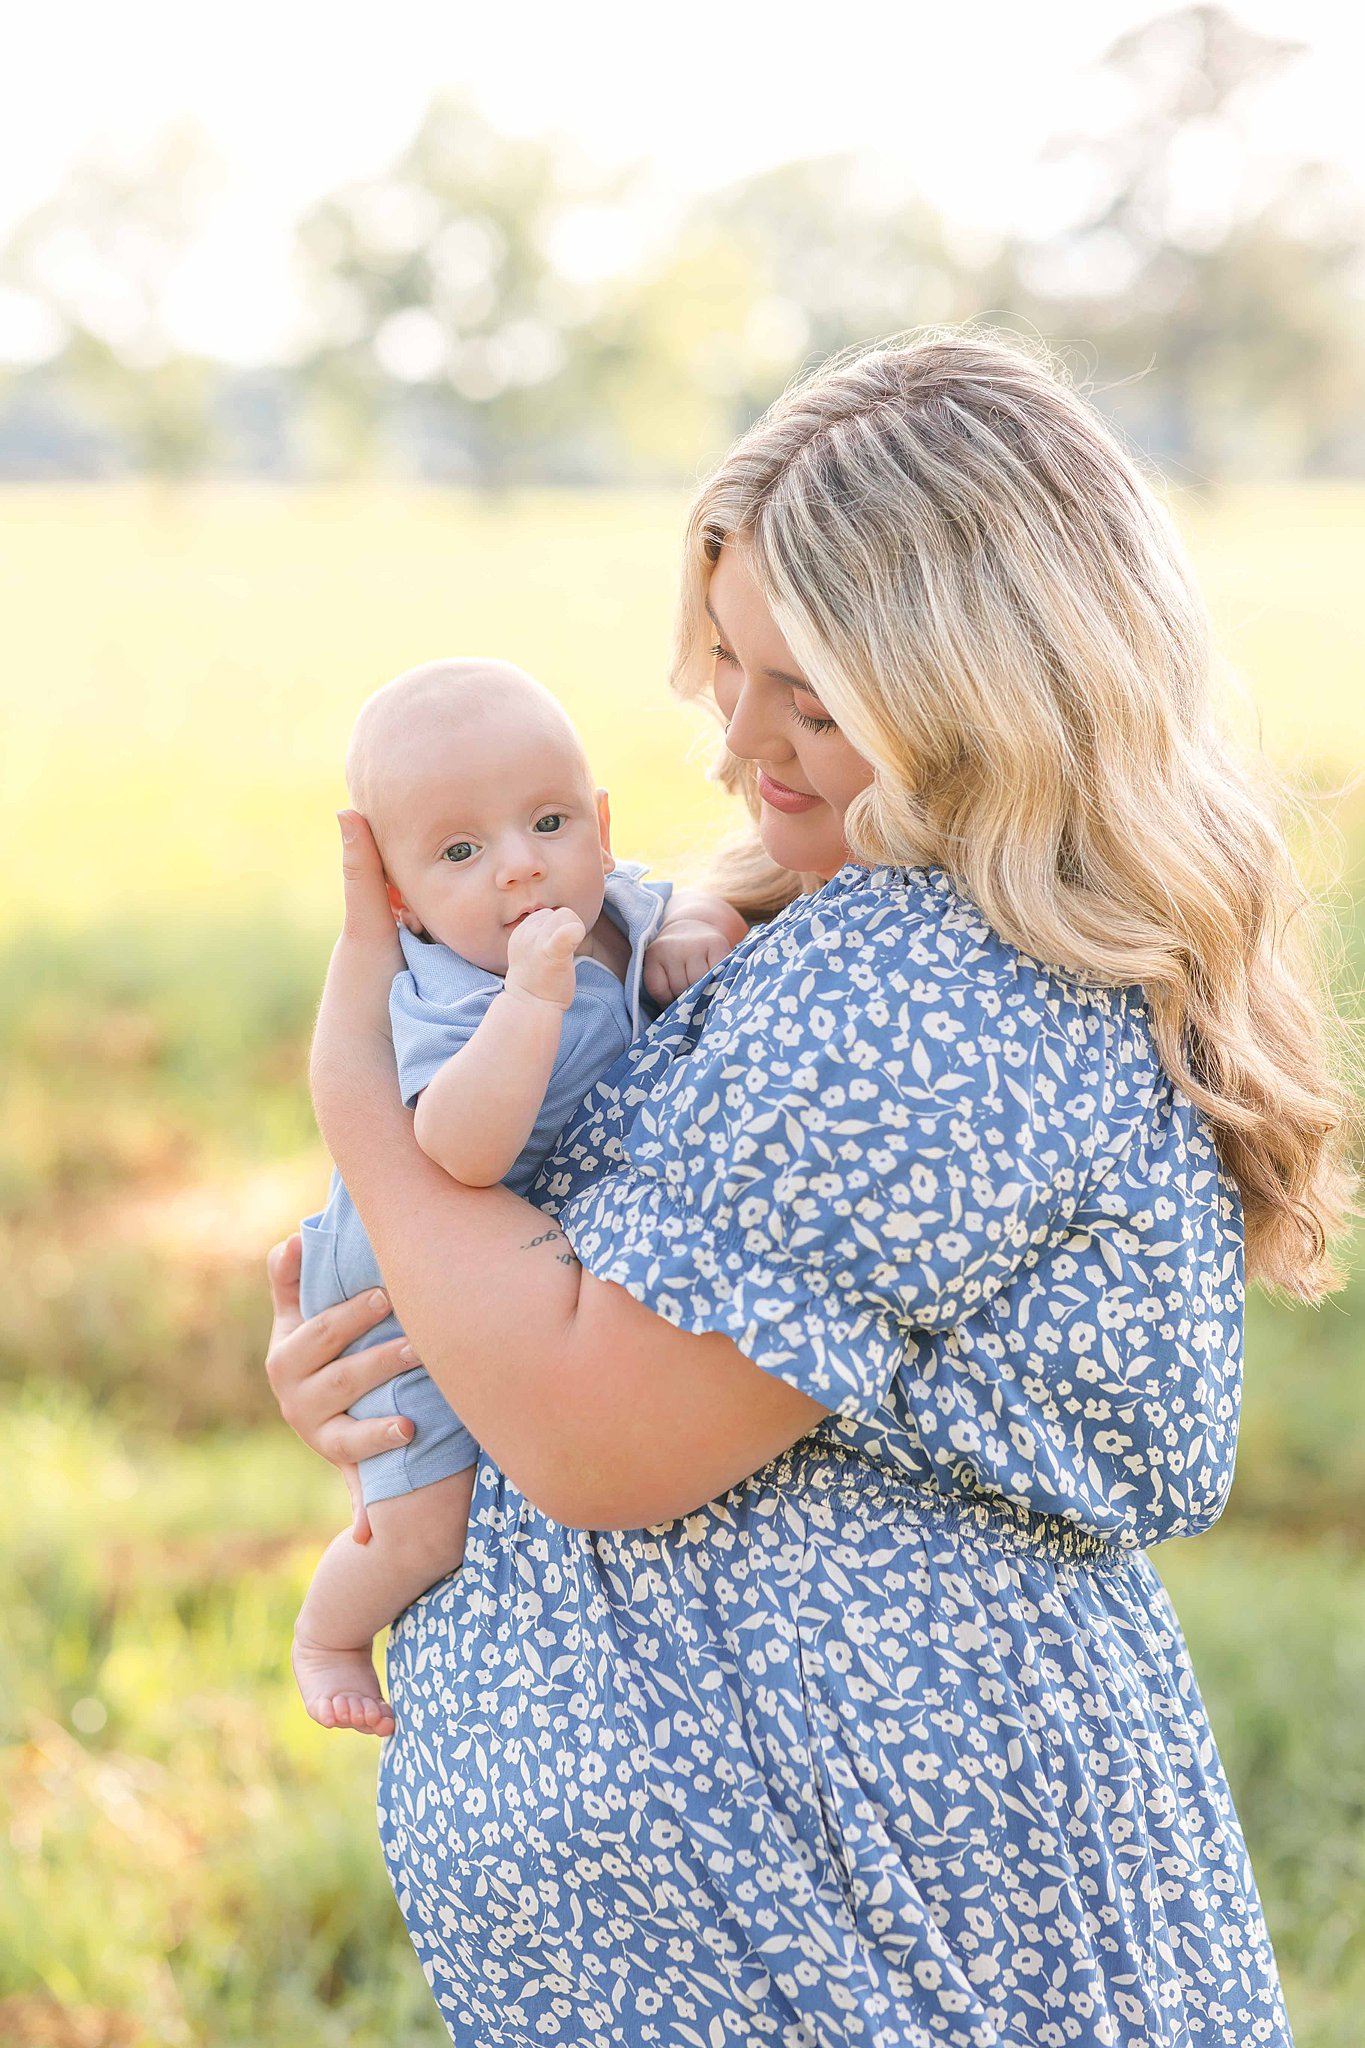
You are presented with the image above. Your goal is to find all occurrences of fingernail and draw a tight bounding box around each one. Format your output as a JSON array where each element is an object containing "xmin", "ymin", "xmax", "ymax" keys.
[
  {"xmin": 399, "ymin": 1343, "xmax": 420, "ymax": 1365},
  {"xmin": 369, "ymin": 1290, "xmax": 389, "ymax": 1312},
  {"xmin": 388, "ymin": 1420, "xmax": 413, "ymax": 1444},
  {"xmin": 337, "ymin": 811, "xmax": 357, "ymax": 844}
]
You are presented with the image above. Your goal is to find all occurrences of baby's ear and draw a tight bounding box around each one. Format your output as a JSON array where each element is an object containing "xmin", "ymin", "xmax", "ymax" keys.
[
  {"xmin": 595, "ymin": 787, "xmax": 614, "ymax": 873},
  {"xmin": 386, "ymin": 881, "xmax": 420, "ymax": 934}
]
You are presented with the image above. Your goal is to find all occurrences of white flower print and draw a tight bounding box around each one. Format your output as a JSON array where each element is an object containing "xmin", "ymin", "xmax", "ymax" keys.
[{"xmin": 376, "ymin": 861, "xmax": 1284, "ymax": 2048}]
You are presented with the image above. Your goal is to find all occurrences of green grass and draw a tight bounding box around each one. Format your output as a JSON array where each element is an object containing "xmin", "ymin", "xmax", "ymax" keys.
[
  {"xmin": 1, "ymin": 483, "xmax": 1362, "ymax": 2044},
  {"xmin": 0, "ymin": 485, "xmax": 740, "ymax": 939},
  {"xmin": 1154, "ymin": 1529, "xmax": 1365, "ymax": 2047},
  {"xmin": 0, "ymin": 481, "xmax": 1361, "ymax": 933},
  {"xmin": 1176, "ymin": 482, "xmax": 1365, "ymax": 772},
  {"xmin": 0, "ymin": 1393, "xmax": 447, "ymax": 2048}
]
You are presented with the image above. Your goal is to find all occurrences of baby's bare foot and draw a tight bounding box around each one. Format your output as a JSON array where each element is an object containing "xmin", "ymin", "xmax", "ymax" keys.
[{"xmin": 292, "ymin": 1634, "xmax": 395, "ymax": 1736}]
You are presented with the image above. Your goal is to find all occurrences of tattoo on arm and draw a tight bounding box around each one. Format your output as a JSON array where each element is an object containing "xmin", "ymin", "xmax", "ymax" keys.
[{"xmin": 521, "ymin": 1227, "xmax": 581, "ymax": 1269}]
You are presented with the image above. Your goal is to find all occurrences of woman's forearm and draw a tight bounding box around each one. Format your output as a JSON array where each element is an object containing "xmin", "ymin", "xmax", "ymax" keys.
[
  {"xmin": 319, "ymin": 1032, "xmax": 826, "ymax": 1529},
  {"xmin": 318, "ymin": 1026, "xmax": 587, "ymax": 1513}
]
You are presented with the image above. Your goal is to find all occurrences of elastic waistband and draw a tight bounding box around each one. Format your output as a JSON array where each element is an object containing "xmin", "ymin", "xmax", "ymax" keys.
[{"xmin": 770, "ymin": 1446, "xmax": 1138, "ymax": 1571}]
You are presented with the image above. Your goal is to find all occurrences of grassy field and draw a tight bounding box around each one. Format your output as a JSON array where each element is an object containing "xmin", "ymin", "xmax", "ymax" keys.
[
  {"xmin": 1, "ymin": 483, "xmax": 1362, "ymax": 2046},
  {"xmin": 3, "ymin": 480, "xmax": 1362, "ymax": 934}
]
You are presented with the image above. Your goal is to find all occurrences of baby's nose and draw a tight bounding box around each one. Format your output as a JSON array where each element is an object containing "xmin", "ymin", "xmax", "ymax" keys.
[{"xmin": 496, "ymin": 834, "xmax": 548, "ymax": 883}]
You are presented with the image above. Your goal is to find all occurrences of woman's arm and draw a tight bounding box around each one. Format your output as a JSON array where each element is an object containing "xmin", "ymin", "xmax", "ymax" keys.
[{"xmin": 304, "ymin": 813, "xmax": 828, "ymax": 1532}]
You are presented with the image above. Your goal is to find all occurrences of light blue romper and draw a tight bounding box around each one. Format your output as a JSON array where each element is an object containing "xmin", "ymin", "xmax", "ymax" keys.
[{"xmin": 298, "ymin": 860, "xmax": 672, "ymax": 1505}]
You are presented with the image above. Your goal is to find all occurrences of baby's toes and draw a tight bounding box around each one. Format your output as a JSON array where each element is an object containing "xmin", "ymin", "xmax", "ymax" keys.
[{"xmin": 336, "ymin": 1692, "xmax": 392, "ymax": 1735}]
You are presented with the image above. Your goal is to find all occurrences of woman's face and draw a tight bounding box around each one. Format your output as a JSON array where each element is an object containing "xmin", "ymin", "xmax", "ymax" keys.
[{"xmin": 706, "ymin": 542, "xmax": 874, "ymax": 881}]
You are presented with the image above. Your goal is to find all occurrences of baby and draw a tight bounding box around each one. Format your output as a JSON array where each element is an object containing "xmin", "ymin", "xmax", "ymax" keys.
[{"xmin": 292, "ymin": 657, "xmax": 746, "ymax": 1735}]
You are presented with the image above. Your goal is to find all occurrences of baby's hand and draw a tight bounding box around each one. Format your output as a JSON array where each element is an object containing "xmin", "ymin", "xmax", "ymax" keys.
[
  {"xmin": 505, "ymin": 906, "xmax": 586, "ymax": 1011},
  {"xmin": 643, "ymin": 901, "xmax": 748, "ymax": 1007}
]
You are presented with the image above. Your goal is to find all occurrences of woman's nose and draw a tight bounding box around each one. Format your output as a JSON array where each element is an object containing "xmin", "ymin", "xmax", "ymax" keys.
[{"xmin": 722, "ymin": 676, "xmax": 791, "ymax": 764}]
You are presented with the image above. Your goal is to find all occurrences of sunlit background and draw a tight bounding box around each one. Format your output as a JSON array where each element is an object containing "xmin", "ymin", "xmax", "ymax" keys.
[{"xmin": 2, "ymin": 4, "xmax": 1363, "ymax": 2044}]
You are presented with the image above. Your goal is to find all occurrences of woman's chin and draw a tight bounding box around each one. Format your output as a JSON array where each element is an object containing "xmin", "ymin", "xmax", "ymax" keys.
[{"xmin": 759, "ymin": 806, "xmax": 846, "ymax": 882}]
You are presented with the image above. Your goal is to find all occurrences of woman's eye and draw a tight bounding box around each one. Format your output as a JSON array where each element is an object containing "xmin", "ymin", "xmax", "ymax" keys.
[
  {"xmin": 441, "ymin": 842, "xmax": 474, "ymax": 863},
  {"xmin": 711, "ymin": 640, "xmax": 834, "ymax": 732},
  {"xmin": 534, "ymin": 813, "xmax": 566, "ymax": 834}
]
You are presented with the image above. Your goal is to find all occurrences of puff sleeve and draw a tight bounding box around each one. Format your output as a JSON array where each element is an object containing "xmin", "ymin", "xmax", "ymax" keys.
[
  {"xmin": 552, "ymin": 873, "xmax": 1101, "ymax": 1423},
  {"xmin": 389, "ymin": 971, "xmax": 499, "ymax": 1110}
]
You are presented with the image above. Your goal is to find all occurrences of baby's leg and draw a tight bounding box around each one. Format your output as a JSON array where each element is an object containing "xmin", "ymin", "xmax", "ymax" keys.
[{"xmin": 292, "ymin": 1464, "xmax": 476, "ymax": 1735}]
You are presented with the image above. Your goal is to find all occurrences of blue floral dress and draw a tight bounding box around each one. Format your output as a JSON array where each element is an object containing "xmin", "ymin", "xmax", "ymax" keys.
[{"xmin": 377, "ymin": 860, "xmax": 1293, "ymax": 2048}]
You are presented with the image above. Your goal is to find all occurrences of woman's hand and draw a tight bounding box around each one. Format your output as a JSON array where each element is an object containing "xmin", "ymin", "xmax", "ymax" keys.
[
  {"xmin": 309, "ymin": 811, "xmax": 405, "ymax": 1160},
  {"xmin": 264, "ymin": 1233, "xmax": 417, "ymax": 1543}
]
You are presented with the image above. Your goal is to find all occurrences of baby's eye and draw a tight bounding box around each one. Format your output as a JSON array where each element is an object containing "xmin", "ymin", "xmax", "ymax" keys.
[
  {"xmin": 533, "ymin": 813, "xmax": 566, "ymax": 834},
  {"xmin": 441, "ymin": 842, "xmax": 475, "ymax": 863}
]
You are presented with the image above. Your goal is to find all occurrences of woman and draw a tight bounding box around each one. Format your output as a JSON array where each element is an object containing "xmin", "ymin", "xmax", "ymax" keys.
[{"xmin": 265, "ymin": 329, "xmax": 1355, "ymax": 2047}]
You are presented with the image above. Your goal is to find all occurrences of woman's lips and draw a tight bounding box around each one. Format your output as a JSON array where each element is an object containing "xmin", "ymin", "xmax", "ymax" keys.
[{"xmin": 757, "ymin": 770, "xmax": 822, "ymax": 814}]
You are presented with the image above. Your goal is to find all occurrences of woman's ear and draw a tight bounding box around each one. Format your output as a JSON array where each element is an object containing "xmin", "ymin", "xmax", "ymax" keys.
[{"xmin": 596, "ymin": 787, "xmax": 615, "ymax": 875}]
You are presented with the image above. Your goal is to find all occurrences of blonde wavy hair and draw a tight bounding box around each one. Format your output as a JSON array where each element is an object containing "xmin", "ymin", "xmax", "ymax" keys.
[{"xmin": 671, "ymin": 327, "xmax": 1359, "ymax": 1301}]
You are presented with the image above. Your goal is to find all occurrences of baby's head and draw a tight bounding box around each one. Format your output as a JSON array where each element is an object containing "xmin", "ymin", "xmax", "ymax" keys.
[{"xmin": 346, "ymin": 658, "xmax": 613, "ymax": 975}]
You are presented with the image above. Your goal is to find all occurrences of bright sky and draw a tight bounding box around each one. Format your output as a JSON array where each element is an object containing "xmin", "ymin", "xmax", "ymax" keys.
[{"xmin": 5, "ymin": 0, "xmax": 1363, "ymax": 362}]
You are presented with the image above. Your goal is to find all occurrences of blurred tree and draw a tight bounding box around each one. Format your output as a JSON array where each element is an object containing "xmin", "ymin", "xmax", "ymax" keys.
[
  {"xmin": 2, "ymin": 22, "xmax": 1361, "ymax": 487},
  {"xmin": 1020, "ymin": 4, "xmax": 1365, "ymax": 479},
  {"xmin": 580, "ymin": 226, "xmax": 769, "ymax": 479},
  {"xmin": 588, "ymin": 154, "xmax": 987, "ymax": 476},
  {"xmin": 700, "ymin": 154, "xmax": 984, "ymax": 400},
  {"xmin": 293, "ymin": 94, "xmax": 619, "ymax": 486},
  {"xmin": 0, "ymin": 127, "xmax": 220, "ymax": 477}
]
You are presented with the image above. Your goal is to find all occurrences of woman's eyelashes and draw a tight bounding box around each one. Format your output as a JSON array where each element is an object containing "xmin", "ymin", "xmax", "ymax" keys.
[{"xmin": 708, "ymin": 643, "xmax": 836, "ymax": 733}]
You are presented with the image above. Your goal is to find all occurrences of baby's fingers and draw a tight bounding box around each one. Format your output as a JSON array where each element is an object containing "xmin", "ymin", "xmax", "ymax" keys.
[
  {"xmin": 642, "ymin": 955, "xmax": 667, "ymax": 1006},
  {"xmin": 544, "ymin": 914, "xmax": 585, "ymax": 958},
  {"xmin": 507, "ymin": 907, "xmax": 583, "ymax": 963},
  {"xmin": 643, "ymin": 953, "xmax": 681, "ymax": 1006},
  {"xmin": 685, "ymin": 941, "xmax": 722, "ymax": 986}
]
